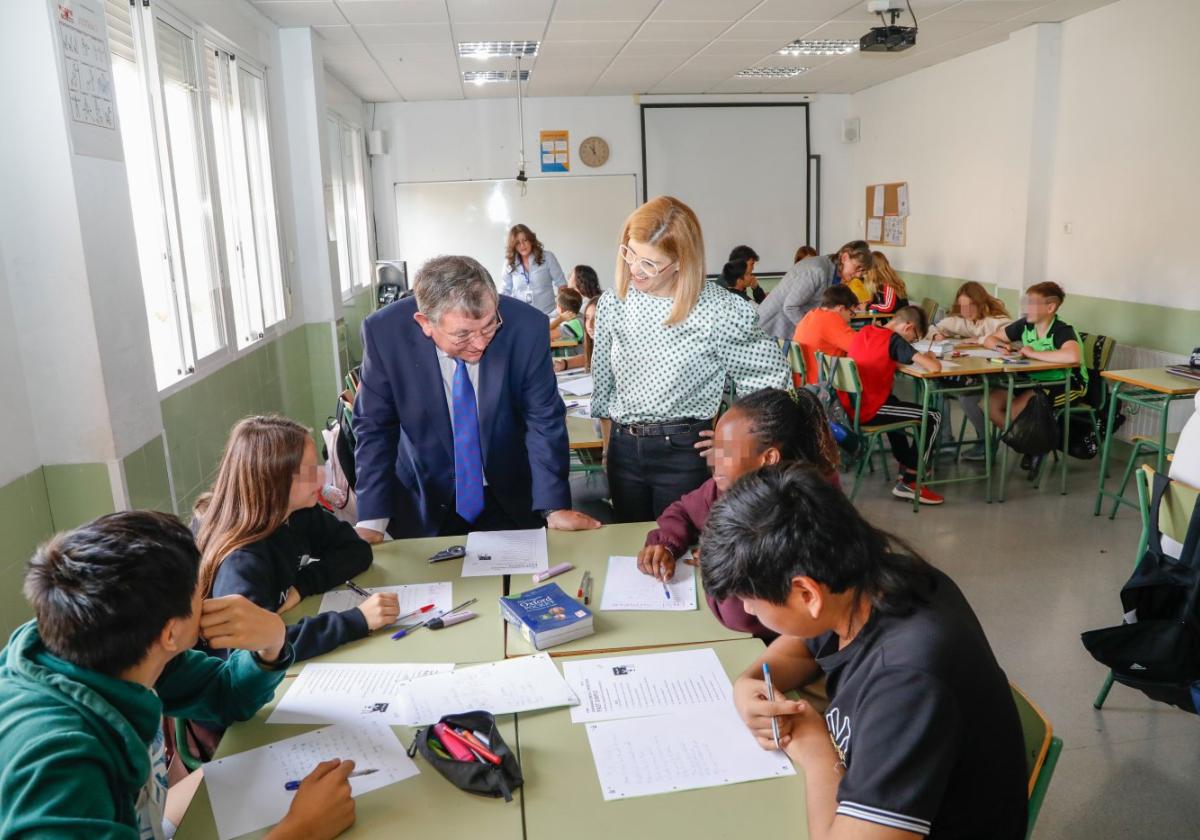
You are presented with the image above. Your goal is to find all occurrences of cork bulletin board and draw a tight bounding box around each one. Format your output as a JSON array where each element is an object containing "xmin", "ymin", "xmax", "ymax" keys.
[{"xmin": 865, "ymin": 182, "xmax": 909, "ymax": 246}]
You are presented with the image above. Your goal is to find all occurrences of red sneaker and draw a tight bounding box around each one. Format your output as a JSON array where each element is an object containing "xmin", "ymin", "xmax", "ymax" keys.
[{"xmin": 891, "ymin": 480, "xmax": 945, "ymax": 505}]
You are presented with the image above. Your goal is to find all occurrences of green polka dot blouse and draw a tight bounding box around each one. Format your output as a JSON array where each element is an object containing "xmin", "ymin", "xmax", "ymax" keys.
[{"xmin": 590, "ymin": 281, "xmax": 790, "ymax": 424}]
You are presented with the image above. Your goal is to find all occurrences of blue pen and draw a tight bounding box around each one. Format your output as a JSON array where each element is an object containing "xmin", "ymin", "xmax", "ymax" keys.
[
  {"xmin": 762, "ymin": 663, "xmax": 781, "ymax": 749},
  {"xmin": 285, "ymin": 768, "xmax": 377, "ymax": 791},
  {"xmin": 662, "ymin": 581, "xmax": 671, "ymax": 600}
]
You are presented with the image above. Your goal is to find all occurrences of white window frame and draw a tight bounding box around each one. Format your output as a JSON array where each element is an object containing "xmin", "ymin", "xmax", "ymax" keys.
[
  {"xmin": 108, "ymin": 0, "xmax": 292, "ymax": 397},
  {"xmin": 326, "ymin": 111, "xmax": 373, "ymax": 301}
]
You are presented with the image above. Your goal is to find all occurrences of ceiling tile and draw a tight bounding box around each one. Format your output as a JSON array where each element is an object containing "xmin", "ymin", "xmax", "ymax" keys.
[
  {"xmin": 320, "ymin": 42, "xmax": 373, "ymax": 61},
  {"xmin": 336, "ymin": 0, "xmax": 448, "ymax": 25},
  {"xmin": 355, "ymin": 22, "xmax": 451, "ymax": 43},
  {"xmin": 531, "ymin": 56, "xmax": 613, "ymax": 77},
  {"xmin": 1009, "ymin": 0, "xmax": 1115, "ymax": 23},
  {"xmin": 447, "ymin": 0, "xmax": 553, "ymax": 23},
  {"xmin": 313, "ymin": 24, "xmax": 361, "ymax": 44},
  {"xmin": 546, "ymin": 20, "xmax": 643, "ymax": 40},
  {"xmin": 370, "ymin": 42, "xmax": 456, "ymax": 62},
  {"xmin": 451, "ymin": 21, "xmax": 548, "ymax": 41},
  {"xmin": 746, "ymin": 0, "xmax": 862, "ymax": 21},
  {"xmin": 697, "ymin": 38, "xmax": 781, "ymax": 58},
  {"xmin": 835, "ymin": 0, "xmax": 959, "ymax": 22},
  {"xmin": 525, "ymin": 79, "xmax": 594, "ymax": 96},
  {"xmin": 252, "ymin": 1, "xmax": 344, "ymax": 27},
  {"xmin": 635, "ymin": 20, "xmax": 733, "ymax": 41},
  {"xmin": 620, "ymin": 38, "xmax": 710, "ymax": 57},
  {"xmin": 536, "ymin": 40, "xmax": 626, "ymax": 59},
  {"xmin": 551, "ymin": 0, "xmax": 658, "ymax": 22},
  {"xmin": 929, "ymin": 0, "xmax": 1058, "ymax": 23},
  {"xmin": 722, "ymin": 19, "xmax": 824, "ymax": 40},
  {"xmin": 649, "ymin": 0, "xmax": 762, "ymax": 22}
]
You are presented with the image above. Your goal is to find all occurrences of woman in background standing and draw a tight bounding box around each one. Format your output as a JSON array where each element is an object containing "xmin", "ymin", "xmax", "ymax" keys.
[{"xmin": 499, "ymin": 224, "xmax": 566, "ymax": 316}]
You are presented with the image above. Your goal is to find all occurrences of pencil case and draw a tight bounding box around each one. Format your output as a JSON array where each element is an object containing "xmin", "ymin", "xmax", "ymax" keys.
[{"xmin": 410, "ymin": 710, "xmax": 524, "ymax": 802}]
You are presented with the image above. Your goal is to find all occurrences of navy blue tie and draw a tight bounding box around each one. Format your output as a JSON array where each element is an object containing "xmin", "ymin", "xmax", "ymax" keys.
[{"xmin": 452, "ymin": 359, "xmax": 484, "ymax": 523}]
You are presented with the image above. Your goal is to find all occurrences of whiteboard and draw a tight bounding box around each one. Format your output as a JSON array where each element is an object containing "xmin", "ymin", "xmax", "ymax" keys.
[
  {"xmin": 643, "ymin": 105, "xmax": 809, "ymax": 275},
  {"xmin": 394, "ymin": 175, "xmax": 639, "ymax": 290}
]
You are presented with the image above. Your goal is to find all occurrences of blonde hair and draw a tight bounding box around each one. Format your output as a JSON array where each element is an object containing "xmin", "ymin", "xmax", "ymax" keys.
[
  {"xmin": 950, "ymin": 281, "xmax": 1009, "ymax": 320},
  {"xmin": 861, "ymin": 251, "xmax": 907, "ymax": 298},
  {"xmin": 614, "ymin": 196, "xmax": 705, "ymax": 326},
  {"xmin": 194, "ymin": 415, "xmax": 311, "ymax": 595}
]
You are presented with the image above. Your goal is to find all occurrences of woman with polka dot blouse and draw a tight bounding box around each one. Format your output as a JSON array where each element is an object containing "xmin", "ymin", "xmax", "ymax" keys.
[{"xmin": 590, "ymin": 196, "xmax": 790, "ymax": 522}]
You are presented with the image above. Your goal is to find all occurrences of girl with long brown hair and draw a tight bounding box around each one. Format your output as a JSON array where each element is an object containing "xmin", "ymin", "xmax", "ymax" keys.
[
  {"xmin": 195, "ymin": 415, "xmax": 395, "ymax": 661},
  {"xmin": 863, "ymin": 250, "xmax": 910, "ymax": 314},
  {"xmin": 499, "ymin": 223, "xmax": 566, "ymax": 316}
]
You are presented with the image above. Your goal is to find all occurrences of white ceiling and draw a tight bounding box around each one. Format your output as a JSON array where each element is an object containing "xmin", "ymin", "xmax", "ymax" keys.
[{"xmin": 249, "ymin": 0, "xmax": 1117, "ymax": 102}]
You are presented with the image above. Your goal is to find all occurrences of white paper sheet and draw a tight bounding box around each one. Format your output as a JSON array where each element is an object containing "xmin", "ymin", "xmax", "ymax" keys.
[
  {"xmin": 204, "ymin": 722, "xmax": 418, "ymax": 840},
  {"xmin": 585, "ymin": 706, "xmax": 795, "ymax": 800},
  {"xmin": 960, "ymin": 348, "xmax": 1006, "ymax": 358},
  {"xmin": 600, "ymin": 556, "xmax": 697, "ymax": 611},
  {"xmin": 462, "ymin": 528, "xmax": 548, "ymax": 576},
  {"xmin": 393, "ymin": 654, "xmax": 578, "ymax": 725},
  {"xmin": 563, "ymin": 648, "xmax": 732, "ymax": 723},
  {"xmin": 872, "ymin": 185, "xmax": 885, "ymax": 216},
  {"xmin": 866, "ymin": 217, "xmax": 882, "ymax": 241},
  {"xmin": 897, "ymin": 183, "xmax": 910, "ymax": 217},
  {"xmin": 267, "ymin": 663, "xmax": 455, "ymax": 725},
  {"xmin": 559, "ymin": 375, "xmax": 594, "ymax": 396},
  {"xmin": 316, "ymin": 582, "xmax": 452, "ymax": 620}
]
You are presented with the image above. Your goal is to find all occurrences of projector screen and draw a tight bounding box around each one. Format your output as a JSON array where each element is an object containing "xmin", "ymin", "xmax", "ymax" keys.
[{"xmin": 642, "ymin": 104, "xmax": 810, "ymax": 275}]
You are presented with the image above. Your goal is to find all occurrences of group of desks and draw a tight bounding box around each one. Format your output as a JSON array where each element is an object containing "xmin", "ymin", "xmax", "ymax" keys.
[{"xmin": 176, "ymin": 526, "xmax": 802, "ymax": 840}]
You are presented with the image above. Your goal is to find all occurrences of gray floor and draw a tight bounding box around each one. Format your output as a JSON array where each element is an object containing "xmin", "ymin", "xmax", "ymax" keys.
[{"xmin": 851, "ymin": 447, "xmax": 1200, "ymax": 840}]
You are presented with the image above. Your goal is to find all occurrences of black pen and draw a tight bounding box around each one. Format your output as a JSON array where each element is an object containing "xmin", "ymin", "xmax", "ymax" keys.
[{"xmin": 345, "ymin": 580, "xmax": 371, "ymax": 597}]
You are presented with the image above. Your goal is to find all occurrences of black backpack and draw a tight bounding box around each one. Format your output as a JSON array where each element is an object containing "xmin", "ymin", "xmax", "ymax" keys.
[{"xmin": 1081, "ymin": 472, "xmax": 1200, "ymax": 712}]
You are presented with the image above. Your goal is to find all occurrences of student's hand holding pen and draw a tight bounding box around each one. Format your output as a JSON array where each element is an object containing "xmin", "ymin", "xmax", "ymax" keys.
[
  {"xmin": 268, "ymin": 759, "xmax": 357, "ymax": 840},
  {"xmin": 732, "ymin": 672, "xmax": 808, "ymax": 751},
  {"xmin": 357, "ymin": 592, "xmax": 401, "ymax": 631},
  {"xmin": 637, "ymin": 544, "xmax": 676, "ymax": 582}
]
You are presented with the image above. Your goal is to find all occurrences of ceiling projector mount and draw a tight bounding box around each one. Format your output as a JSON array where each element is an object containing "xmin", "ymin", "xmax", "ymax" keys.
[{"xmin": 861, "ymin": 0, "xmax": 919, "ymax": 52}]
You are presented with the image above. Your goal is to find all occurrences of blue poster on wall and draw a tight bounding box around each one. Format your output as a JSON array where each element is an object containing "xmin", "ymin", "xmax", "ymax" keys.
[{"xmin": 540, "ymin": 130, "xmax": 569, "ymax": 173}]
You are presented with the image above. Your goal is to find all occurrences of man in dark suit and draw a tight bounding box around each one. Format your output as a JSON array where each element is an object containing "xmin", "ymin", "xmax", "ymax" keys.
[{"xmin": 353, "ymin": 255, "xmax": 600, "ymax": 541}]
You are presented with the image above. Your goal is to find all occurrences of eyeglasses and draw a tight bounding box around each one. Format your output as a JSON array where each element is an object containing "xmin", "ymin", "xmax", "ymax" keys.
[
  {"xmin": 619, "ymin": 243, "xmax": 675, "ymax": 278},
  {"xmin": 440, "ymin": 313, "xmax": 504, "ymax": 347}
]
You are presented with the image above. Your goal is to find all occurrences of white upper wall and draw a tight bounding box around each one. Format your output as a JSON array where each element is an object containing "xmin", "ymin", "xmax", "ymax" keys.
[
  {"xmin": 0, "ymin": 242, "xmax": 40, "ymax": 486},
  {"xmin": 1044, "ymin": 0, "xmax": 1199, "ymax": 309},
  {"xmin": 370, "ymin": 94, "xmax": 851, "ymax": 264}
]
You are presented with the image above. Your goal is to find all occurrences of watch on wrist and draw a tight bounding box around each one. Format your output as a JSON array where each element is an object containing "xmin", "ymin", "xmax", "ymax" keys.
[{"xmin": 537, "ymin": 509, "xmax": 560, "ymax": 520}]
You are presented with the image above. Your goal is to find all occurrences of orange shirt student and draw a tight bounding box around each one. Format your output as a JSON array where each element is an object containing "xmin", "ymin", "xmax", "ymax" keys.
[{"xmin": 791, "ymin": 285, "xmax": 858, "ymax": 385}]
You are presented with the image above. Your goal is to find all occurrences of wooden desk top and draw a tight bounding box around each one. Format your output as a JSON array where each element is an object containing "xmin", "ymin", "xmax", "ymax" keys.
[
  {"xmin": 505, "ymin": 523, "xmax": 751, "ymax": 658},
  {"xmin": 550, "ymin": 338, "xmax": 580, "ymax": 349},
  {"xmin": 567, "ymin": 415, "xmax": 603, "ymax": 450},
  {"xmin": 1101, "ymin": 367, "xmax": 1200, "ymax": 396},
  {"xmin": 175, "ymin": 689, "xmax": 524, "ymax": 840},
  {"xmin": 279, "ymin": 536, "xmax": 507, "ymax": 672},
  {"xmin": 517, "ymin": 639, "xmax": 806, "ymax": 840},
  {"xmin": 900, "ymin": 355, "xmax": 1076, "ymax": 380}
]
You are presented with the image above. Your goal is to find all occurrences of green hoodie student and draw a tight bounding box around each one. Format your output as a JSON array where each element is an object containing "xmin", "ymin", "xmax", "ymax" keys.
[{"xmin": 0, "ymin": 510, "xmax": 358, "ymax": 840}]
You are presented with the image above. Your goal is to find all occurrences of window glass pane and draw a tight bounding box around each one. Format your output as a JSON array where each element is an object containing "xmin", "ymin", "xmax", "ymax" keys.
[
  {"xmin": 347, "ymin": 127, "xmax": 372, "ymax": 290},
  {"xmin": 326, "ymin": 116, "xmax": 352, "ymax": 295},
  {"xmin": 154, "ymin": 18, "xmax": 224, "ymax": 359},
  {"xmin": 237, "ymin": 66, "xmax": 286, "ymax": 327},
  {"xmin": 111, "ymin": 51, "xmax": 185, "ymax": 388}
]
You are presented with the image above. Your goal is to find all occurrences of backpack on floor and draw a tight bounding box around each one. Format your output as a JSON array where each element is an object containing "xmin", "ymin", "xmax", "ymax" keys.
[
  {"xmin": 1000, "ymin": 388, "xmax": 1058, "ymax": 456},
  {"xmin": 1081, "ymin": 471, "xmax": 1200, "ymax": 713}
]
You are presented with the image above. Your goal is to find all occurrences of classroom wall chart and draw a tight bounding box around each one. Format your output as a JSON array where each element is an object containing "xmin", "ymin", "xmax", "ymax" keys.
[{"xmin": 540, "ymin": 130, "xmax": 569, "ymax": 173}]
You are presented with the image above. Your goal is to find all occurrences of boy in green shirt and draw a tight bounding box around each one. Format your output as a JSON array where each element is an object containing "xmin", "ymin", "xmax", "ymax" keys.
[{"xmin": 0, "ymin": 510, "xmax": 358, "ymax": 839}]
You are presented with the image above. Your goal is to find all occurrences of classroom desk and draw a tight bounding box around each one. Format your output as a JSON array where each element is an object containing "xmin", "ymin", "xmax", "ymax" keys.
[
  {"xmin": 280, "ymin": 535, "xmax": 507, "ymax": 673},
  {"xmin": 898, "ymin": 354, "xmax": 1078, "ymax": 509},
  {"xmin": 850, "ymin": 311, "xmax": 890, "ymax": 329},
  {"xmin": 1093, "ymin": 368, "xmax": 1200, "ymax": 517},
  {"xmin": 504, "ymin": 523, "xmax": 752, "ymax": 658},
  {"xmin": 175, "ymin": 685, "xmax": 524, "ymax": 840},
  {"xmin": 516, "ymin": 639, "xmax": 807, "ymax": 840}
]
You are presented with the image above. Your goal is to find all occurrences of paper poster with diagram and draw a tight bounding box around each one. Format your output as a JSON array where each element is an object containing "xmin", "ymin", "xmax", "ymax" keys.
[{"xmin": 540, "ymin": 130, "xmax": 569, "ymax": 172}]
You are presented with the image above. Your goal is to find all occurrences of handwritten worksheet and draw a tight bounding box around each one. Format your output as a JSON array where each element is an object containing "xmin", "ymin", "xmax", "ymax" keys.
[
  {"xmin": 393, "ymin": 654, "xmax": 578, "ymax": 725},
  {"xmin": 462, "ymin": 528, "xmax": 548, "ymax": 576},
  {"xmin": 317, "ymin": 582, "xmax": 452, "ymax": 619},
  {"xmin": 563, "ymin": 648, "xmax": 732, "ymax": 723},
  {"xmin": 267, "ymin": 663, "xmax": 455, "ymax": 725},
  {"xmin": 584, "ymin": 706, "xmax": 795, "ymax": 801},
  {"xmin": 600, "ymin": 556, "xmax": 697, "ymax": 611},
  {"xmin": 203, "ymin": 722, "xmax": 418, "ymax": 840}
]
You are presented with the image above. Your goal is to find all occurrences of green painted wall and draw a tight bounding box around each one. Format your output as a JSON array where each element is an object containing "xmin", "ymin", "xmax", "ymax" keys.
[
  {"xmin": 122, "ymin": 434, "xmax": 173, "ymax": 513},
  {"xmin": 342, "ymin": 286, "xmax": 374, "ymax": 370},
  {"xmin": 42, "ymin": 464, "xmax": 115, "ymax": 531},
  {"xmin": 0, "ymin": 468, "xmax": 54, "ymax": 638}
]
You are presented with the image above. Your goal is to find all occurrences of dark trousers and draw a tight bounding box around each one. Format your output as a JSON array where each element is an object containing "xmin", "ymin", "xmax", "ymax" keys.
[
  {"xmin": 866, "ymin": 394, "xmax": 942, "ymax": 480},
  {"xmin": 436, "ymin": 486, "xmax": 540, "ymax": 536},
  {"xmin": 607, "ymin": 420, "xmax": 712, "ymax": 523}
]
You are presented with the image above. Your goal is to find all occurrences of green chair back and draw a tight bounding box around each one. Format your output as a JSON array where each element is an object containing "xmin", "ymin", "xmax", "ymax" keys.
[
  {"xmin": 823, "ymin": 353, "xmax": 863, "ymax": 395},
  {"xmin": 1143, "ymin": 465, "xmax": 1200, "ymax": 546},
  {"xmin": 920, "ymin": 297, "xmax": 939, "ymax": 324},
  {"xmin": 787, "ymin": 342, "xmax": 806, "ymax": 384},
  {"xmin": 1010, "ymin": 683, "xmax": 1061, "ymax": 839}
]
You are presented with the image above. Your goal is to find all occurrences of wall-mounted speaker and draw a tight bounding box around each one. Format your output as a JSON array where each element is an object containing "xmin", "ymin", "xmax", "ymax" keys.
[{"xmin": 841, "ymin": 117, "xmax": 860, "ymax": 144}]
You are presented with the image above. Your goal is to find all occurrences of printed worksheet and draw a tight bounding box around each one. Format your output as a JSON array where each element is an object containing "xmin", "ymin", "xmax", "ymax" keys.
[
  {"xmin": 317, "ymin": 582, "xmax": 452, "ymax": 619},
  {"xmin": 584, "ymin": 706, "xmax": 795, "ymax": 800},
  {"xmin": 392, "ymin": 654, "xmax": 578, "ymax": 725},
  {"xmin": 462, "ymin": 528, "xmax": 548, "ymax": 576},
  {"xmin": 267, "ymin": 663, "xmax": 455, "ymax": 725},
  {"xmin": 204, "ymin": 722, "xmax": 418, "ymax": 840},
  {"xmin": 559, "ymin": 375, "xmax": 594, "ymax": 396},
  {"xmin": 563, "ymin": 648, "xmax": 732, "ymax": 723},
  {"xmin": 600, "ymin": 556, "xmax": 697, "ymax": 611}
]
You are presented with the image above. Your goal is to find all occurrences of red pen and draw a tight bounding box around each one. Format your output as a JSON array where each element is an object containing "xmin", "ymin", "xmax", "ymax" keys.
[
  {"xmin": 394, "ymin": 603, "xmax": 436, "ymax": 624},
  {"xmin": 453, "ymin": 727, "xmax": 502, "ymax": 765}
]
